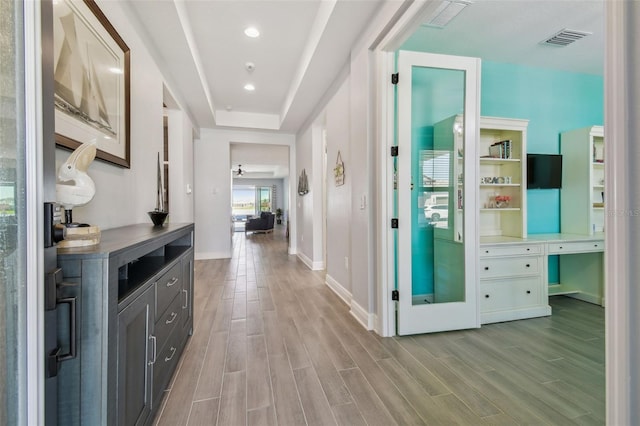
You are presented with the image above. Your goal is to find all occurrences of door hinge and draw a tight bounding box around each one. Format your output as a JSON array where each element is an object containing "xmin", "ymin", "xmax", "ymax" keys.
[
  {"xmin": 391, "ymin": 218, "xmax": 398, "ymax": 229},
  {"xmin": 390, "ymin": 146, "xmax": 398, "ymax": 157},
  {"xmin": 391, "ymin": 73, "xmax": 399, "ymax": 85},
  {"xmin": 392, "ymin": 290, "xmax": 399, "ymax": 301}
]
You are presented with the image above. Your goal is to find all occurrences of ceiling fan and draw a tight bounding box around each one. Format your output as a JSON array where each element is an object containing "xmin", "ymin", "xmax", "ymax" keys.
[{"xmin": 233, "ymin": 164, "xmax": 245, "ymax": 176}]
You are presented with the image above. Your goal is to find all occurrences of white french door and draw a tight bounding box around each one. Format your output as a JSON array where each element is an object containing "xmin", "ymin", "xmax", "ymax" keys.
[{"xmin": 396, "ymin": 51, "xmax": 480, "ymax": 335}]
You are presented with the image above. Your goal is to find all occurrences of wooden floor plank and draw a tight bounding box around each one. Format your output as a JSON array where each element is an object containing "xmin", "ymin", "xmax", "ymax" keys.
[
  {"xmin": 187, "ymin": 398, "xmax": 219, "ymax": 426},
  {"xmin": 217, "ymin": 371, "xmax": 246, "ymax": 426},
  {"xmin": 293, "ymin": 366, "xmax": 337, "ymax": 426},
  {"xmin": 153, "ymin": 228, "xmax": 605, "ymax": 426}
]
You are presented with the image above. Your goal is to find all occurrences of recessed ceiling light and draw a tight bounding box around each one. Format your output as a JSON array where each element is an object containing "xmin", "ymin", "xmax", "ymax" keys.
[
  {"xmin": 244, "ymin": 27, "xmax": 260, "ymax": 38},
  {"xmin": 244, "ymin": 83, "xmax": 255, "ymax": 91}
]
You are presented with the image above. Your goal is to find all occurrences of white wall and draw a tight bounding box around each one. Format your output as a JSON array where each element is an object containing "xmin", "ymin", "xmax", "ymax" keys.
[
  {"xmin": 295, "ymin": 126, "xmax": 315, "ymax": 265},
  {"xmin": 54, "ymin": 0, "xmax": 194, "ymax": 230},
  {"xmin": 325, "ymin": 78, "xmax": 352, "ymax": 292},
  {"xmin": 167, "ymin": 109, "xmax": 195, "ymax": 224},
  {"xmin": 349, "ymin": 47, "xmax": 375, "ymax": 324},
  {"xmin": 195, "ymin": 128, "xmax": 295, "ymax": 259}
]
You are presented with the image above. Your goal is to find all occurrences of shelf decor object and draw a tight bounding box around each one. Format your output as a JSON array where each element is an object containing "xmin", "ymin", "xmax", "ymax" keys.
[
  {"xmin": 53, "ymin": 0, "xmax": 131, "ymax": 168},
  {"xmin": 148, "ymin": 152, "xmax": 169, "ymax": 226},
  {"xmin": 56, "ymin": 139, "xmax": 101, "ymax": 247},
  {"xmin": 334, "ymin": 150, "xmax": 345, "ymax": 186}
]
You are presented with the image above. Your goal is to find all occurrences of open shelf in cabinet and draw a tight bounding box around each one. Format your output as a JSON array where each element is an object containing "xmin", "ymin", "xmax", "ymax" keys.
[{"xmin": 118, "ymin": 234, "xmax": 192, "ymax": 302}]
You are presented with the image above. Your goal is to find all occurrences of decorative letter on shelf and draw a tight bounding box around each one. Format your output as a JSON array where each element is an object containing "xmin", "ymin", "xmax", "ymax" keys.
[
  {"xmin": 298, "ymin": 169, "xmax": 309, "ymax": 196},
  {"xmin": 334, "ymin": 151, "xmax": 344, "ymax": 186}
]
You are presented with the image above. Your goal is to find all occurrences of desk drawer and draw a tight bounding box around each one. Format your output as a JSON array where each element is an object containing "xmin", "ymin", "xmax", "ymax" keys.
[
  {"xmin": 156, "ymin": 262, "xmax": 182, "ymax": 318},
  {"xmin": 548, "ymin": 240, "xmax": 604, "ymax": 254},
  {"xmin": 480, "ymin": 256, "xmax": 540, "ymax": 279},
  {"xmin": 480, "ymin": 244, "xmax": 542, "ymax": 258},
  {"xmin": 480, "ymin": 277, "xmax": 543, "ymax": 312}
]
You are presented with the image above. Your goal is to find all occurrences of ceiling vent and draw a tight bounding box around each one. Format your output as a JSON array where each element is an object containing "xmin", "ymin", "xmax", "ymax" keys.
[
  {"xmin": 541, "ymin": 29, "xmax": 592, "ymax": 47},
  {"xmin": 423, "ymin": 0, "xmax": 471, "ymax": 29}
]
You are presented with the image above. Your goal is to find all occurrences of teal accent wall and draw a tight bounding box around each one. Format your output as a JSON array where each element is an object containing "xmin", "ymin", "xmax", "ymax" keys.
[
  {"xmin": 481, "ymin": 61, "xmax": 603, "ymax": 282},
  {"xmin": 404, "ymin": 59, "xmax": 603, "ymax": 292}
]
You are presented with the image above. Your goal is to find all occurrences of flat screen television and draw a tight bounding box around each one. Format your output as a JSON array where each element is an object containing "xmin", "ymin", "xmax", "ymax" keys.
[{"xmin": 527, "ymin": 154, "xmax": 562, "ymax": 189}]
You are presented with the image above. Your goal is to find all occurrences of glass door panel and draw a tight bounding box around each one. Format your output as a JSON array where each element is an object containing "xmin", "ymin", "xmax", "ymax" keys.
[{"xmin": 397, "ymin": 51, "xmax": 480, "ymax": 335}]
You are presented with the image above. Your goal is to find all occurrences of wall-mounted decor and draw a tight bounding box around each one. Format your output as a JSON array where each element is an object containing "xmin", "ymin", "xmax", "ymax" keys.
[
  {"xmin": 298, "ymin": 169, "xmax": 309, "ymax": 196},
  {"xmin": 334, "ymin": 150, "xmax": 345, "ymax": 186},
  {"xmin": 53, "ymin": 0, "xmax": 131, "ymax": 168}
]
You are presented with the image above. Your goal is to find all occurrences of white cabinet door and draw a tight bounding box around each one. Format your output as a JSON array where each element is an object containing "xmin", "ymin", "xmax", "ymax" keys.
[{"xmin": 396, "ymin": 51, "xmax": 480, "ymax": 335}]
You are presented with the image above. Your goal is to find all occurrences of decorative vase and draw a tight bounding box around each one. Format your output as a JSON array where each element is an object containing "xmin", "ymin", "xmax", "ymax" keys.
[
  {"xmin": 149, "ymin": 152, "xmax": 168, "ymax": 226},
  {"xmin": 148, "ymin": 210, "xmax": 169, "ymax": 227}
]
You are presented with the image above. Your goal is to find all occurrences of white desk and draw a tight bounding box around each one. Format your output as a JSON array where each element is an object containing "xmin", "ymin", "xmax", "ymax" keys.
[{"xmin": 479, "ymin": 233, "xmax": 604, "ymax": 324}]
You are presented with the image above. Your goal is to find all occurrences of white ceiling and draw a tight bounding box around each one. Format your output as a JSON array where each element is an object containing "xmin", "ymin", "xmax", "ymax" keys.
[
  {"xmin": 230, "ymin": 143, "xmax": 289, "ymax": 179},
  {"xmin": 126, "ymin": 0, "xmax": 383, "ymax": 133},
  {"xmin": 124, "ymin": 0, "xmax": 604, "ymax": 177},
  {"xmin": 403, "ymin": 0, "xmax": 604, "ymax": 75}
]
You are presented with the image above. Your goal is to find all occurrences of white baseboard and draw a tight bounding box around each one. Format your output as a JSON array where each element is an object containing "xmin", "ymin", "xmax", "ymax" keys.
[
  {"xmin": 288, "ymin": 246, "xmax": 297, "ymax": 255},
  {"xmin": 325, "ymin": 274, "xmax": 351, "ymax": 306},
  {"xmin": 297, "ymin": 252, "xmax": 325, "ymax": 270},
  {"xmin": 195, "ymin": 250, "xmax": 231, "ymax": 260},
  {"xmin": 350, "ymin": 300, "xmax": 375, "ymax": 331}
]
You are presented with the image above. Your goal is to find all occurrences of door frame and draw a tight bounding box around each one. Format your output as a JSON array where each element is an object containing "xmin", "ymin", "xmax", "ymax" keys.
[
  {"xmin": 374, "ymin": 1, "xmax": 628, "ymax": 422},
  {"xmin": 24, "ymin": 0, "xmax": 48, "ymax": 423}
]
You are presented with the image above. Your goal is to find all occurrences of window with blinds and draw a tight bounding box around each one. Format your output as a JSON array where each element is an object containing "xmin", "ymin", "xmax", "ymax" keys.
[{"xmin": 421, "ymin": 150, "xmax": 451, "ymax": 188}]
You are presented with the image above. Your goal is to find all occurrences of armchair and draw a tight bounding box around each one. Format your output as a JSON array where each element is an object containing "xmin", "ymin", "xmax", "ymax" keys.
[{"xmin": 245, "ymin": 211, "xmax": 275, "ymax": 234}]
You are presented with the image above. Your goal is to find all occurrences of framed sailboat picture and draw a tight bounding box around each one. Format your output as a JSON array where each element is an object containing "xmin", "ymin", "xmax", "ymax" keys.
[{"xmin": 53, "ymin": 0, "xmax": 130, "ymax": 168}]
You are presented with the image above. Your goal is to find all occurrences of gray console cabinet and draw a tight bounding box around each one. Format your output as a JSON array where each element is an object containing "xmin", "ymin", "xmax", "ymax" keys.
[{"xmin": 56, "ymin": 223, "xmax": 194, "ymax": 425}]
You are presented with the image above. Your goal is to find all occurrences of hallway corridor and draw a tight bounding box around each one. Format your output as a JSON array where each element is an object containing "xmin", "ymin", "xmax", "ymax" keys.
[{"xmin": 153, "ymin": 227, "xmax": 605, "ymax": 425}]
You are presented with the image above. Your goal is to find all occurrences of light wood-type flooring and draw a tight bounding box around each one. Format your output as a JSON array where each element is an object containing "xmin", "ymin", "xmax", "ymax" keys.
[{"xmin": 153, "ymin": 226, "xmax": 605, "ymax": 425}]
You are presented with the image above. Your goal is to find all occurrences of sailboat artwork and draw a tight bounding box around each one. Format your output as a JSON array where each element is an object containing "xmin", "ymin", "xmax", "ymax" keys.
[
  {"xmin": 54, "ymin": 6, "xmax": 115, "ymax": 135},
  {"xmin": 53, "ymin": 0, "xmax": 131, "ymax": 168}
]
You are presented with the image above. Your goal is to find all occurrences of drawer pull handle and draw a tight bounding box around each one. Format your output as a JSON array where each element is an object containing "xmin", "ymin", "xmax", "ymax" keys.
[
  {"xmin": 559, "ymin": 246, "xmax": 563, "ymax": 250},
  {"xmin": 165, "ymin": 346, "xmax": 177, "ymax": 362},
  {"xmin": 182, "ymin": 289, "xmax": 188, "ymax": 309},
  {"xmin": 166, "ymin": 312, "xmax": 177, "ymax": 324},
  {"xmin": 166, "ymin": 277, "xmax": 179, "ymax": 287},
  {"xmin": 525, "ymin": 264, "xmax": 530, "ymax": 268},
  {"xmin": 485, "ymin": 250, "xmax": 489, "ymax": 254},
  {"xmin": 526, "ymin": 290, "xmax": 531, "ymax": 294},
  {"xmin": 148, "ymin": 335, "xmax": 157, "ymax": 366},
  {"xmin": 594, "ymin": 244, "xmax": 599, "ymax": 247},
  {"xmin": 526, "ymin": 248, "xmax": 530, "ymax": 251},
  {"xmin": 484, "ymin": 267, "xmax": 489, "ymax": 271},
  {"xmin": 485, "ymin": 294, "xmax": 490, "ymax": 298}
]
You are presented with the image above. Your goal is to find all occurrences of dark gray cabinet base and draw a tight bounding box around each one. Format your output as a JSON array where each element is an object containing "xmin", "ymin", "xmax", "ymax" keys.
[{"xmin": 56, "ymin": 223, "xmax": 195, "ymax": 425}]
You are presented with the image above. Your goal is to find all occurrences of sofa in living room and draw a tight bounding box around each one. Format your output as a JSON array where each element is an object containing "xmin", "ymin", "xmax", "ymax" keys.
[{"xmin": 245, "ymin": 211, "xmax": 275, "ymax": 234}]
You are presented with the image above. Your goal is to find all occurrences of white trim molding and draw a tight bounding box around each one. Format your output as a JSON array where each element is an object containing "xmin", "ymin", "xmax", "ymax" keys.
[
  {"xmin": 350, "ymin": 300, "xmax": 375, "ymax": 331},
  {"xmin": 605, "ymin": 1, "xmax": 633, "ymax": 424},
  {"xmin": 297, "ymin": 252, "xmax": 325, "ymax": 271},
  {"xmin": 325, "ymin": 274, "xmax": 352, "ymax": 306}
]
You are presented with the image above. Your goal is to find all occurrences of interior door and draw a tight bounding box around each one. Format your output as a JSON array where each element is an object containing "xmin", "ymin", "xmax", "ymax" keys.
[{"xmin": 396, "ymin": 50, "xmax": 480, "ymax": 335}]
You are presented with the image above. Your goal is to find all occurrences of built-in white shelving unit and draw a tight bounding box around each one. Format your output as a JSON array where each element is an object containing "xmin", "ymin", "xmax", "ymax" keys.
[
  {"xmin": 560, "ymin": 125, "xmax": 604, "ymax": 235},
  {"xmin": 478, "ymin": 117, "xmax": 529, "ymax": 239}
]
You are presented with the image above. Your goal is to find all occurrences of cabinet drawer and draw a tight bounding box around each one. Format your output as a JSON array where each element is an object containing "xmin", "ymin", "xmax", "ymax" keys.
[
  {"xmin": 547, "ymin": 240, "xmax": 604, "ymax": 254},
  {"xmin": 480, "ymin": 256, "xmax": 540, "ymax": 279},
  {"xmin": 156, "ymin": 262, "xmax": 182, "ymax": 317},
  {"xmin": 480, "ymin": 244, "xmax": 541, "ymax": 258},
  {"xmin": 480, "ymin": 277, "xmax": 543, "ymax": 312},
  {"xmin": 153, "ymin": 327, "xmax": 184, "ymax": 401},
  {"xmin": 154, "ymin": 294, "xmax": 182, "ymax": 352}
]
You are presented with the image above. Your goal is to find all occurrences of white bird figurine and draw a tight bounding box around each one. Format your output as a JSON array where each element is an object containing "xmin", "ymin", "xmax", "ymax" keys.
[{"xmin": 56, "ymin": 139, "xmax": 97, "ymax": 225}]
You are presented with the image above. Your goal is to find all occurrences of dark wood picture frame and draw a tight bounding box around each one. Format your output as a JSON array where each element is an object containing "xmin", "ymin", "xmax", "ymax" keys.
[{"xmin": 53, "ymin": 0, "xmax": 131, "ymax": 168}]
